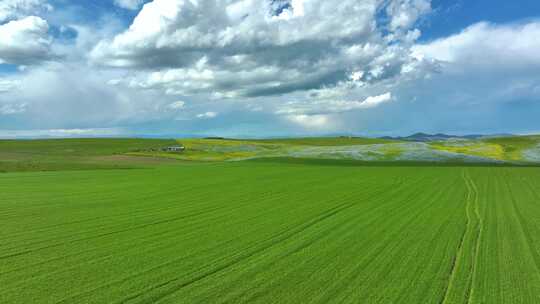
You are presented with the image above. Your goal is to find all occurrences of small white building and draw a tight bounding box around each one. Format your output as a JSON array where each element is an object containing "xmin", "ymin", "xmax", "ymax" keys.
[{"xmin": 163, "ymin": 145, "xmax": 185, "ymax": 152}]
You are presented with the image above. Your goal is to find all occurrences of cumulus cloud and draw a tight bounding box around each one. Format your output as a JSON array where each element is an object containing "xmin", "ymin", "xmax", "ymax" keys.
[
  {"xmin": 412, "ymin": 21, "xmax": 540, "ymax": 67},
  {"xmin": 91, "ymin": 0, "xmax": 428, "ymax": 99},
  {"xmin": 0, "ymin": 0, "xmax": 52, "ymax": 22},
  {"xmin": 13, "ymin": 1, "xmax": 538, "ymax": 137},
  {"xmin": 0, "ymin": 0, "xmax": 433, "ymax": 136},
  {"xmin": 386, "ymin": 0, "xmax": 431, "ymax": 33},
  {"xmin": 409, "ymin": 21, "xmax": 540, "ymax": 109},
  {"xmin": 92, "ymin": 0, "xmax": 380, "ymax": 67},
  {"xmin": 114, "ymin": 0, "xmax": 146, "ymax": 10},
  {"xmin": 277, "ymin": 92, "xmax": 393, "ymax": 115},
  {"xmin": 0, "ymin": 16, "xmax": 54, "ymax": 65},
  {"xmin": 365, "ymin": 20, "xmax": 540, "ymax": 135}
]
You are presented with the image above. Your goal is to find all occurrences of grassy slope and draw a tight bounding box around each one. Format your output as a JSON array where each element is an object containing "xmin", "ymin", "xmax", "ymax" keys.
[
  {"xmin": 168, "ymin": 136, "xmax": 540, "ymax": 163},
  {"xmin": 0, "ymin": 138, "xmax": 177, "ymax": 172},
  {"xmin": 430, "ymin": 135, "xmax": 540, "ymax": 162},
  {"xmin": 0, "ymin": 138, "xmax": 176, "ymax": 155},
  {"xmin": 483, "ymin": 135, "xmax": 540, "ymax": 160},
  {"xmin": 429, "ymin": 142, "xmax": 505, "ymax": 160},
  {"xmin": 127, "ymin": 137, "xmax": 399, "ymax": 162},
  {"xmin": 1, "ymin": 160, "xmax": 540, "ymax": 303},
  {"xmin": 2, "ymin": 136, "xmax": 540, "ymax": 172}
]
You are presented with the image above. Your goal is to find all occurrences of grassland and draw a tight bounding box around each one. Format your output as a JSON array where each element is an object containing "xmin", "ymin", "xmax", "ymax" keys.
[
  {"xmin": 128, "ymin": 137, "xmax": 400, "ymax": 162},
  {"xmin": 137, "ymin": 136, "xmax": 540, "ymax": 164},
  {"xmin": 2, "ymin": 136, "xmax": 540, "ymax": 171},
  {"xmin": 1, "ymin": 138, "xmax": 540, "ymax": 303},
  {"xmin": 0, "ymin": 138, "xmax": 178, "ymax": 172},
  {"xmin": 429, "ymin": 135, "xmax": 540, "ymax": 162},
  {"xmin": 1, "ymin": 154, "xmax": 540, "ymax": 303}
]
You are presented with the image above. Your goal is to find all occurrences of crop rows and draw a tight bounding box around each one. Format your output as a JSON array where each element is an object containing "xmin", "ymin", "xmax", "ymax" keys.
[{"xmin": 1, "ymin": 162, "xmax": 539, "ymax": 303}]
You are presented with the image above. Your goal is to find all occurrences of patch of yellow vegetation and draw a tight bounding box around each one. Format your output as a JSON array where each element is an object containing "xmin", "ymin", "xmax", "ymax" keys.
[
  {"xmin": 378, "ymin": 145, "xmax": 403, "ymax": 159},
  {"xmin": 178, "ymin": 139, "xmax": 281, "ymax": 150},
  {"xmin": 127, "ymin": 150, "xmax": 257, "ymax": 162},
  {"xmin": 430, "ymin": 142, "xmax": 505, "ymax": 160}
]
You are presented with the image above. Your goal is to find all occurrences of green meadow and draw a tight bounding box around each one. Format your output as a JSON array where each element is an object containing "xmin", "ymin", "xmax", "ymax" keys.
[
  {"xmin": 0, "ymin": 138, "xmax": 178, "ymax": 172},
  {"xmin": 1, "ymin": 138, "xmax": 540, "ymax": 303}
]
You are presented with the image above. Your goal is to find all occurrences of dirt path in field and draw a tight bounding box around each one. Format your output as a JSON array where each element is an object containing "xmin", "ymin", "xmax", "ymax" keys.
[
  {"xmin": 466, "ymin": 171, "xmax": 481, "ymax": 304},
  {"xmin": 440, "ymin": 169, "xmax": 481, "ymax": 304}
]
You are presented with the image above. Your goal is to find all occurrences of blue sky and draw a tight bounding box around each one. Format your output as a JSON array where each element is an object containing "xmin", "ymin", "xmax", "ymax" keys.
[
  {"xmin": 422, "ymin": 0, "xmax": 540, "ymax": 40},
  {"xmin": 0, "ymin": 0, "xmax": 539, "ymax": 138}
]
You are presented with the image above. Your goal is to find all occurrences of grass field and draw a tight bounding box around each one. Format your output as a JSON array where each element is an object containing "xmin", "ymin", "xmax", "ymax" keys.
[
  {"xmin": 2, "ymin": 136, "xmax": 540, "ymax": 171},
  {"xmin": 1, "ymin": 154, "xmax": 540, "ymax": 303},
  {"xmin": 0, "ymin": 138, "xmax": 178, "ymax": 172}
]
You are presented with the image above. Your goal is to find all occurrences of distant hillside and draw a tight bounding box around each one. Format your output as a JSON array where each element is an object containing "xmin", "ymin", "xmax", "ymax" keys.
[
  {"xmin": 380, "ymin": 133, "xmax": 514, "ymax": 142},
  {"xmin": 1, "ymin": 135, "xmax": 539, "ymax": 172},
  {"xmin": 250, "ymin": 136, "xmax": 397, "ymax": 146}
]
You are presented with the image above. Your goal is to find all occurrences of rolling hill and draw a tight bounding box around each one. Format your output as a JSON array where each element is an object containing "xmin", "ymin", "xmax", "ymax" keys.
[{"xmin": 1, "ymin": 135, "xmax": 539, "ymax": 173}]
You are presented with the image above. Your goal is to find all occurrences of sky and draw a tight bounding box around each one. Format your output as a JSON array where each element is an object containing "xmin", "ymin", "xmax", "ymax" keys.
[{"xmin": 0, "ymin": 0, "xmax": 539, "ymax": 138}]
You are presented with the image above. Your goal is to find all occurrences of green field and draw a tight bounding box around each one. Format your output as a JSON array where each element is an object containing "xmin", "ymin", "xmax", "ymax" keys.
[
  {"xmin": 2, "ymin": 136, "xmax": 540, "ymax": 170},
  {"xmin": 0, "ymin": 138, "xmax": 178, "ymax": 172},
  {"xmin": 2, "ymin": 142, "xmax": 540, "ymax": 303}
]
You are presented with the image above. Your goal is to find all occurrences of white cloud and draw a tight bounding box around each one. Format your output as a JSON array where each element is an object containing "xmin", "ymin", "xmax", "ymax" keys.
[
  {"xmin": 93, "ymin": 0, "xmax": 380, "ymax": 66},
  {"xmin": 130, "ymin": 59, "xmax": 306, "ymax": 98},
  {"xmin": 0, "ymin": 63, "xmax": 177, "ymax": 129},
  {"xmin": 0, "ymin": 16, "xmax": 53, "ymax": 65},
  {"xmin": 90, "ymin": 0, "xmax": 427, "ymax": 99},
  {"xmin": 350, "ymin": 71, "xmax": 365, "ymax": 82},
  {"xmin": 0, "ymin": 0, "xmax": 52, "ymax": 22},
  {"xmin": 197, "ymin": 111, "xmax": 218, "ymax": 119},
  {"xmin": 368, "ymin": 20, "xmax": 540, "ymax": 135},
  {"xmin": 277, "ymin": 92, "xmax": 393, "ymax": 115},
  {"xmin": 360, "ymin": 93, "xmax": 394, "ymax": 108},
  {"xmin": 0, "ymin": 79, "xmax": 20, "ymax": 92},
  {"xmin": 0, "ymin": 128, "xmax": 124, "ymax": 139},
  {"xmin": 167, "ymin": 100, "xmax": 185, "ymax": 110},
  {"xmin": 0, "ymin": 102, "xmax": 27, "ymax": 114},
  {"xmin": 287, "ymin": 114, "xmax": 330, "ymax": 129},
  {"xmin": 272, "ymin": 0, "xmax": 306, "ymax": 20},
  {"xmin": 386, "ymin": 0, "xmax": 431, "ymax": 35},
  {"xmin": 412, "ymin": 21, "xmax": 540, "ymax": 67},
  {"xmin": 2, "ymin": 1, "xmax": 540, "ymax": 137},
  {"xmin": 114, "ymin": 0, "xmax": 145, "ymax": 10}
]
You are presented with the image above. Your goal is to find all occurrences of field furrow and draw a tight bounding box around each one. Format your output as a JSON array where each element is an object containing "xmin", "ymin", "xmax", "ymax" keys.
[{"xmin": 1, "ymin": 161, "xmax": 539, "ymax": 303}]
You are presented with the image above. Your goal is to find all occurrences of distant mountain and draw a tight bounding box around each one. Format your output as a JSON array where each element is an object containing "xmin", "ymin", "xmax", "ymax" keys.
[{"xmin": 380, "ymin": 133, "xmax": 515, "ymax": 142}]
